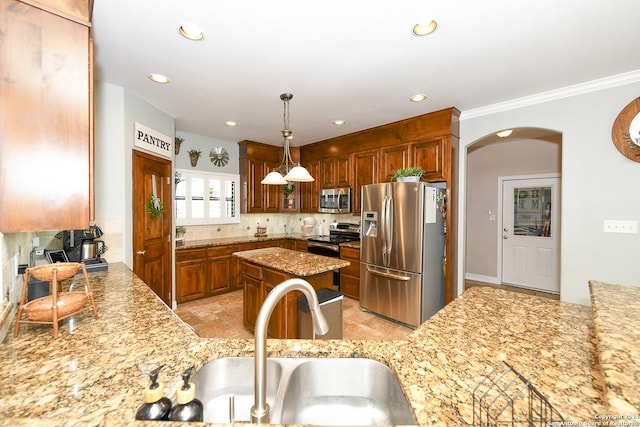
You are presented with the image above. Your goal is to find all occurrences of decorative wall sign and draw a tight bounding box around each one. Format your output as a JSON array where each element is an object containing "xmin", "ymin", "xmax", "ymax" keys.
[
  {"xmin": 134, "ymin": 122, "xmax": 172, "ymax": 159},
  {"xmin": 611, "ymin": 97, "xmax": 640, "ymax": 163},
  {"xmin": 210, "ymin": 147, "xmax": 229, "ymax": 167}
]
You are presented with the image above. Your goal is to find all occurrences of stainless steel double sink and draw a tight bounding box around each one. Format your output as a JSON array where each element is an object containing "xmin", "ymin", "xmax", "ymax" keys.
[{"xmin": 192, "ymin": 357, "xmax": 417, "ymax": 425}]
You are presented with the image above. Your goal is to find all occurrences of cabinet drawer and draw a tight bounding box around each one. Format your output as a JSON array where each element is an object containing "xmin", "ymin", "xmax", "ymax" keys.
[
  {"xmin": 176, "ymin": 248, "xmax": 206, "ymax": 262},
  {"xmin": 341, "ymin": 260, "xmax": 360, "ymax": 277},
  {"xmin": 207, "ymin": 245, "xmax": 234, "ymax": 257},
  {"xmin": 340, "ymin": 274, "xmax": 360, "ymax": 300},
  {"xmin": 242, "ymin": 261, "xmax": 263, "ymax": 280},
  {"xmin": 263, "ymin": 267, "xmax": 289, "ymax": 285},
  {"xmin": 340, "ymin": 246, "xmax": 360, "ymax": 260}
]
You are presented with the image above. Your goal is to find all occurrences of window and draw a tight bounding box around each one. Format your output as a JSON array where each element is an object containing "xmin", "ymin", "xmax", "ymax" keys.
[{"xmin": 175, "ymin": 169, "xmax": 240, "ymax": 225}]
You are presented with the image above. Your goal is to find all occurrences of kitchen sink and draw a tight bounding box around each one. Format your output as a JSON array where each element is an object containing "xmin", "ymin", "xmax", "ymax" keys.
[{"xmin": 192, "ymin": 357, "xmax": 417, "ymax": 426}]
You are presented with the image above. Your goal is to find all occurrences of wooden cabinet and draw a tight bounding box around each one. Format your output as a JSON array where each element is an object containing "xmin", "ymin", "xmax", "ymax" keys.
[
  {"xmin": 206, "ymin": 246, "xmax": 234, "ymax": 296},
  {"xmin": 321, "ymin": 154, "xmax": 351, "ymax": 188},
  {"xmin": 262, "ymin": 267, "xmax": 290, "ymax": 338},
  {"xmin": 299, "ymin": 158, "xmax": 320, "ymax": 213},
  {"xmin": 352, "ymin": 149, "xmax": 379, "ymax": 215},
  {"xmin": 380, "ymin": 143, "xmax": 410, "ymax": 182},
  {"xmin": 175, "ymin": 249, "xmax": 208, "ymax": 303},
  {"xmin": 340, "ymin": 245, "xmax": 360, "ymax": 299},
  {"xmin": 294, "ymin": 239, "xmax": 308, "ymax": 252},
  {"xmin": 0, "ymin": 0, "xmax": 92, "ymax": 232},
  {"xmin": 239, "ymin": 141, "xmax": 282, "ymax": 214},
  {"xmin": 242, "ymin": 261, "xmax": 262, "ymax": 331},
  {"xmin": 411, "ymin": 137, "xmax": 447, "ymax": 182}
]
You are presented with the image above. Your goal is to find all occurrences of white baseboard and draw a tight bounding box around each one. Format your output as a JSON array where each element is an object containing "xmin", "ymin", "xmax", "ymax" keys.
[{"xmin": 465, "ymin": 273, "xmax": 500, "ymax": 285}]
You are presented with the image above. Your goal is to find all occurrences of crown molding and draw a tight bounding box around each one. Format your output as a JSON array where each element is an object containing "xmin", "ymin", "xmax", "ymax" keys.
[{"xmin": 460, "ymin": 70, "xmax": 640, "ymax": 120}]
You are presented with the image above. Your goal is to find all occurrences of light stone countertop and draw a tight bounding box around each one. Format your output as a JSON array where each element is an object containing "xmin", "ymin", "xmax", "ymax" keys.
[
  {"xmin": 177, "ymin": 233, "xmax": 307, "ymax": 250},
  {"xmin": 0, "ymin": 263, "xmax": 622, "ymax": 426}
]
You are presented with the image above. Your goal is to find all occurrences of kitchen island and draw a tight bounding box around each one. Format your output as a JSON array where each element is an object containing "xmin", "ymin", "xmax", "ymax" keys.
[
  {"xmin": 234, "ymin": 247, "xmax": 349, "ymax": 338},
  {"xmin": 2, "ymin": 263, "xmax": 630, "ymax": 426}
]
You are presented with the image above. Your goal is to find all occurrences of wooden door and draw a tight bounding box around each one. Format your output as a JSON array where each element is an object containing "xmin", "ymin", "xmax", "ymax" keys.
[{"xmin": 133, "ymin": 150, "xmax": 173, "ymax": 305}]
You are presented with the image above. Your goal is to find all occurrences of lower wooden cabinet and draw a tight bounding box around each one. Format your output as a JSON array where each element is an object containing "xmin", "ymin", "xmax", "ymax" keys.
[
  {"xmin": 207, "ymin": 246, "xmax": 234, "ymax": 296},
  {"xmin": 175, "ymin": 249, "xmax": 208, "ymax": 303},
  {"xmin": 340, "ymin": 245, "xmax": 361, "ymax": 299}
]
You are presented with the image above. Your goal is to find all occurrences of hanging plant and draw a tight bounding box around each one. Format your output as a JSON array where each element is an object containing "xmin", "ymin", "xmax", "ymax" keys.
[
  {"xmin": 145, "ymin": 195, "xmax": 164, "ymax": 219},
  {"xmin": 188, "ymin": 149, "xmax": 202, "ymax": 167},
  {"xmin": 282, "ymin": 182, "xmax": 295, "ymax": 195},
  {"xmin": 174, "ymin": 137, "xmax": 184, "ymax": 155}
]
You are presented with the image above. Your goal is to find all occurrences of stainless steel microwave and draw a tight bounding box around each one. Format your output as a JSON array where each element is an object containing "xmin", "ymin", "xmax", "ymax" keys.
[{"xmin": 319, "ymin": 188, "xmax": 352, "ymax": 213}]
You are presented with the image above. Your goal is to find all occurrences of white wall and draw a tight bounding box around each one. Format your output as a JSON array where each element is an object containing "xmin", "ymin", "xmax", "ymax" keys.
[
  {"xmin": 174, "ymin": 130, "xmax": 239, "ymax": 174},
  {"xmin": 459, "ymin": 78, "xmax": 640, "ymax": 305}
]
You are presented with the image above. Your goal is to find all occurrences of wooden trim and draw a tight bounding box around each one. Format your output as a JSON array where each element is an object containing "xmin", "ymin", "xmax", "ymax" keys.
[{"xmin": 17, "ymin": 0, "xmax": 91, "ymax": 26}]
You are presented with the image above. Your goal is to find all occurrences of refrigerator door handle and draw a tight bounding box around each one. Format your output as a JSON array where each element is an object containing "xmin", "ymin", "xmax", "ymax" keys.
[
  {"xmin": 366, "ymin": 267, "xmax": 411, "ymax": 281},
  {"xmin": 386, "ymin": 194, "xmax": 393, "ymax": 261},
  {"xmin": 381, "ymin": 195, "xmax": 389, "ymax": 266}
]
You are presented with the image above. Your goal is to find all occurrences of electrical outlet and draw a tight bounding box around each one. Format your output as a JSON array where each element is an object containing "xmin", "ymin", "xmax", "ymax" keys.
[{"xmin": 603, "ymin": 220, "xmax": 638, "ymax": 234}]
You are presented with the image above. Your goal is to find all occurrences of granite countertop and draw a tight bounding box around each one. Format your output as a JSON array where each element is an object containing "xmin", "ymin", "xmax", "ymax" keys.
[
  {"xmin": 2, "ymin": 263, "xmax": 631, "ymax": 426},
  {"xmin": 177, "ymin": 233, "xmax": 307, "ymax": 250},
  {"xmin": 233, "ymin": 247, "xmax": 350, "ymax": 277},
  {"xmin": 589, "ymin": 280, "xmax": 640, "ymax": 413},
  {"xmin": 340, "ymin": 241, "xmax": 360, "ymax": 249}
]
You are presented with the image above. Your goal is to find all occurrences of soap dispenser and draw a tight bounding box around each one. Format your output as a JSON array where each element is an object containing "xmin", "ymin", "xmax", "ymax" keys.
[
  {"xmin": 135, "ymin": 365, "xmax": 172, "ymax": 421},
  {"xmin": 169, "ymin": 366, "xmax": 203, "ymax": 422}
]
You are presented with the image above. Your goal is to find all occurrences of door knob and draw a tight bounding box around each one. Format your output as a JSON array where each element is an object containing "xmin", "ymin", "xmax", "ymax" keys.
[
  {"xmin": 136, "ymin": 250, "xmax": 146, "ymax": 255},
  {"xmin": 503, "ymin": 235, "xmax": 508, "ymax": 239},
  {"xmin": 503, "ymin": 228, "xmax": 508, "ymax": 232}
]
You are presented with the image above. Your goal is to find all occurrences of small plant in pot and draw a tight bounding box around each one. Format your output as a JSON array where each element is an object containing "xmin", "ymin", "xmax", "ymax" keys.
[
  {"xmin": 187, "ymin": 149, "xmax": 202, "ymax": 167},
  {"xmin": 175, "ymin": 226, "xmax": 186, "ymax": 242},
  {"xmin": 393, "ymin": 167, "xmax": 424, "ymax": 182}
]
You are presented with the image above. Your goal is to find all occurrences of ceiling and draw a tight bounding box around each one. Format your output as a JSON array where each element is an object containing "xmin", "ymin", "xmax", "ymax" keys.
[{"xmin": 91, "ymin": 0, "xmax": 640, "ymax": 147}]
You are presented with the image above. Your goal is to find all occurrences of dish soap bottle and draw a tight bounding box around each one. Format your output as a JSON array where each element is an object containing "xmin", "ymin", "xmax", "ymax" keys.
[
  {"xmin": 135, "ymin": 365, "xmax": 172, "ymax": 421},
  {"xmin": 169, "ymin": 366, "xmax": 203, "ymax": 422}
]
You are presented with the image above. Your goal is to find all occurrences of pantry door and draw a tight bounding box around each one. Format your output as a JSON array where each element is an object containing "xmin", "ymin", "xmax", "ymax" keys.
[
  {"xmin": 132, "ymin": 150, "xmax": 173, "ymax": 305},
  {"xmin": 501, "ymin": 176, "xmax": 560, "ymax": 293}
]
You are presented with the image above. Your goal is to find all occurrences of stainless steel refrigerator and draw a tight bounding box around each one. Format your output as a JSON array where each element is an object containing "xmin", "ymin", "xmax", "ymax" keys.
[{"xmin": 360, "ymin": 182, "xmax": 445, "ymax": 328}]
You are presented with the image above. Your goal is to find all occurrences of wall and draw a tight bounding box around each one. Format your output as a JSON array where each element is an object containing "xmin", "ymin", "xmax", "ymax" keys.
[
  {"xmin": 466, "ymin": 138, "xmax": 561, "ymax": 281},
  {"xmin": 174, "ymin": 130, "xmax": 239, "ymax": 174},
  {"xmin": 458, "ymin": 76, "xmax": 640, "ymax": 305}
]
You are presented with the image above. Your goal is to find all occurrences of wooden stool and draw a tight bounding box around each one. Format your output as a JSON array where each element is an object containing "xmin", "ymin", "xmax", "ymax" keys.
[{"xmin": 14, "ymin": 263, "xmax": 99, "ymax": 338}]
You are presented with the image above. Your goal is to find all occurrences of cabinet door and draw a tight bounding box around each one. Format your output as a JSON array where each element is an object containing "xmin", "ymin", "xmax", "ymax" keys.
[
  {"xmin": 175, "ymin": 249, "xmax": 207, "ymax": 303},
  {"xmin": 321, "ymin": 157, "xmax": 336, "ymax": 188},
  {"xmin": 243, "ymin": 274, "xmax": 262, "ymax": 332},
  {"xmin": 233, "ymin": 243, "xmax": 257, "ymax": 288},
  {"xmin": 335, "ymin": 155, "xmax": 351, "ymax": 187},
  {"xmin": 411, "ymin": 138, "xmax": 447, "ymax": 182},
  {"xmin": 262, "ymin": 267, "xmax": 290, "ymax": 338},
  {"xmin": 207, "ymin": 246, "xmax": 234, "ymax": 296},
  {"xmin": 352, "ymin": 149, "xmax": 379, "ymax": 215},
  {"xmin": 0, "ymin": 0, "xmax": 90, "ymax": 232},
  {"xmin": 380, "ymin": 144, "xmax": 410, "ymax": 182},
  {"xmin": 245, "ymin": 158, "xmax": 266, "ymax": 213},
  {"xmin": 299, "ymin": 159, "xmax": 320, "ymax": 212},
  {"xmin": 340, "ymin": 246, "xmax": 361, "ymax": 299},
  {"xmin": 264, "ymin": 159, "xmax": 281, "ymax": 212},
  {"xmin": 295, "ymin": 240, "xmax": 308, "ymax": 252}
]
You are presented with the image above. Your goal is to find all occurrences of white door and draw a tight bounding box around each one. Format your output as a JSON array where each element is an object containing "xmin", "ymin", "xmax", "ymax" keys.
[{"xmin": 501, "ymin": 177, "xmax": 560, "ymax": 292}]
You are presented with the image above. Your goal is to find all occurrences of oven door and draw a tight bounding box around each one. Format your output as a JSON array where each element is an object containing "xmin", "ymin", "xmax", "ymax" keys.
[{"xmin": 307, "ymin": 241, "xmax": 341, "ymax": 288}]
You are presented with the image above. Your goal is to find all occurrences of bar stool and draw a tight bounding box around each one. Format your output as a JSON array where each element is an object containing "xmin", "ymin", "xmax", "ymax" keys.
[{"xmin": 14, "ymin": 262, "xmax": 99, "ymax": 338}]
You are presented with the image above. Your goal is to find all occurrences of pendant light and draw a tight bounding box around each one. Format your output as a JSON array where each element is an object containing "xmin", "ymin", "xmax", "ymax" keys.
[{"xmin": 261, "ymin": 93, "xmax": 314, "ymax": 185}]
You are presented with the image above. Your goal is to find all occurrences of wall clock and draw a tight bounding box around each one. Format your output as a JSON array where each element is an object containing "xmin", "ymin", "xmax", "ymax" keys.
[
  {"xmin": 611, "ymin": 97, "xmax": 640, "ymax": 163},
  {"xmin": 210, "ymin": 147, "xmax": 229, "ymax": 167}
]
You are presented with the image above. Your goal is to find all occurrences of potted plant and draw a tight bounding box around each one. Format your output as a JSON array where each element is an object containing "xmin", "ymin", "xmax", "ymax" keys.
[
  {"xmin": 187, "ymin": 149, "xmax": 201, "ymax": 167},
  {"xmin": 174, "ymin": 136, "xmax": 184, "ymax": 155},
  {"xmin": 176, "ymin": 225, "xmax": 186, "ymax": 238},
  {"xmin": 393, "ymin": 167, "xmax": 424, "ymax": 182}
]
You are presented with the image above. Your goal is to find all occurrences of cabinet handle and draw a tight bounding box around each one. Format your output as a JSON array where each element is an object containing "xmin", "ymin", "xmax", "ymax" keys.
[{"xmin": 136, "ymin": 250, "xmax": 146, "ymax": 256}]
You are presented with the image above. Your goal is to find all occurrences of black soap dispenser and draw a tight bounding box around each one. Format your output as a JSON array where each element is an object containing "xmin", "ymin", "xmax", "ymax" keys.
[
  {"xmin": 135, "ymin": 365, "xmax": 172, "ymax": 421},
  {"xmin": 169, "ymin": 366, "xmax": 203, "ymax": 422}
]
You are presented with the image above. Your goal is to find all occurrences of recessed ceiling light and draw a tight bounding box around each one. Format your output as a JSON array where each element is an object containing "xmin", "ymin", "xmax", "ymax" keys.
[
  {"xmin": 225, "ymin": 121, "xmax": 237, "ymax": 127},
  {"xmin": 496, "ymin": 129, "xmax": 513, "ymax": 138},
  {"xmin": 333, "ymin": 120, "xmax": 346, "ymax": 126},
  {"xmin": 178, "ymin": 23, "xmax": 205, "ymax": 41},
  {"xmin": 412, "ymin": 20, "xmax": 438, "ymax": 36},
  {"xmin": 410, "ymin": 94, "xmax": 427, "ymax": 102},
  {"xmin": 148, "ymin": 73, "xmax": 170, "ymax": 84}
]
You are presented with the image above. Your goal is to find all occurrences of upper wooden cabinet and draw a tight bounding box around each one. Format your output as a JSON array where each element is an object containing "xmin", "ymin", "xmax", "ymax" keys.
[
  {"xmin": 299, "ymin": 158, "xmax": 320, "ymax": 213},
  {"xmin": 0, "ymin": 0, "xmax": 92, "ymax": 232},
  {"xmin": 352, "ymin": 149, "xmax": 379, "ymax": 215},
  {"xmin": 380, "ymin": 143, "xmax": 410, "ymax": 182},
  {"xmin": 411, "ymin": 137, "xmax": 448, "ymax": 182},
  {"xmin": 320, "ymin": 154, "xmax": 351, "ymax": 188}
]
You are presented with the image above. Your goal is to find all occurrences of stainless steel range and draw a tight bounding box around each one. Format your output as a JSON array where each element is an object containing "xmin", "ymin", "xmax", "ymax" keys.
[{"xmin": 307, "ymin": 222, "xmax": 360, "ymax": 289}]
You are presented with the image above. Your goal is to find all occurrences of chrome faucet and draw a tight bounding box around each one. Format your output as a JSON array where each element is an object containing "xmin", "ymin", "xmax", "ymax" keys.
[{"xmin": 250, "ymin": 278, "xmax": 329, "ymax": 423}]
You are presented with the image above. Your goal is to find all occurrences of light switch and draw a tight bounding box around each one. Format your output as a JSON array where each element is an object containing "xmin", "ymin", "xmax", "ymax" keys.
[{"xmin": 603, "ymin": 220, "xmax": 638, "ymax": 234}]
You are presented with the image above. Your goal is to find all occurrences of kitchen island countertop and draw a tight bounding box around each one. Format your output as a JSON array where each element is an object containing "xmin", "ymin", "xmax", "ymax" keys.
[
  {"xmin": 233, "ymin": 247, "xmax": 349, "ymax": 277},
  {"xmin": 0, "ymin": 263, "xmax": 615, "ymax": 426}
]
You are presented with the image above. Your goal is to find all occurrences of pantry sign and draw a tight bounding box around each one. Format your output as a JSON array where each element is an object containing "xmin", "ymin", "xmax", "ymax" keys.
[{"xmin": 134, "ymin": 122, "xmax": 172, "ymax": 159}]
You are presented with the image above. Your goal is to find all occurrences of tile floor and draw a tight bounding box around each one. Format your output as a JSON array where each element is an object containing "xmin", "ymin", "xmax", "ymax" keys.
[
  {"xmin": 174, "ymin": 281, "xmax": 558, "ymax": 341},
  {"xmin": 174, "ymin": 290, "xmax": 413, "ymax": 341}
]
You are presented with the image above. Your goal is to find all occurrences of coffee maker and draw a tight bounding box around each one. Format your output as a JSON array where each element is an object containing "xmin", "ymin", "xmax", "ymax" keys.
[{"xmin": 61, "ymin": 225, "xmax": 108, "ymax": 272}]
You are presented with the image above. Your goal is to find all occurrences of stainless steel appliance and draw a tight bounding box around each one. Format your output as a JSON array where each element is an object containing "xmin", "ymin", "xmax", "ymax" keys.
[
  {"xmin": 319, "ymin": 188, "xmax": 352, "ymax": 214},
  {"xmin": 307, "ymin": 222, "xmax": 360, "ymax": 288},
  {"xmin": 360, "ymin": 182, "xmax": 445, "ymax": 328},
  {"xmin": 57, "ymin": 225, "xmax": 109, "ymax": 272}
]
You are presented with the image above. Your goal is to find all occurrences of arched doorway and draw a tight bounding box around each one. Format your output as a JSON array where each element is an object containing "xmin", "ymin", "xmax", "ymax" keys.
[{"xmin": 464, "ymin": 128, "xmax": 562, "ymax": 293}]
